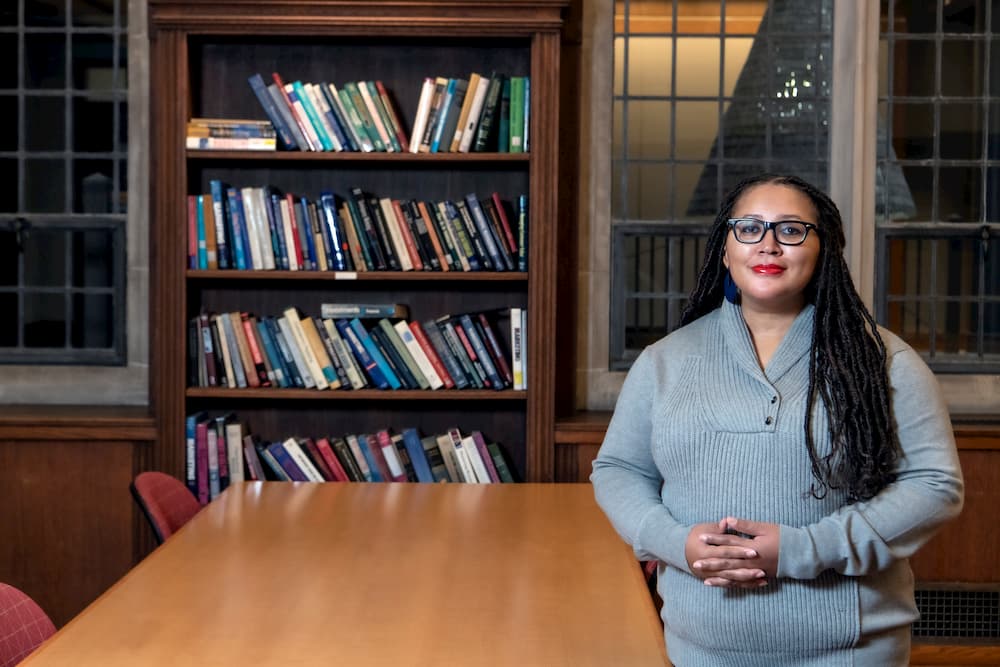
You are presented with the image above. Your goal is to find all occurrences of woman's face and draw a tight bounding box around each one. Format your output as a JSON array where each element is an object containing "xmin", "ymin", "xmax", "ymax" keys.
[{"xmin": 723, "ymin": 182, "xmax": 821, "ymax": 314}]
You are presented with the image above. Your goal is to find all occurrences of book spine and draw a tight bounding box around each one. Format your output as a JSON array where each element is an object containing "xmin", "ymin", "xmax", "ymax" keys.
[
  {"xmin": 407, "ymin": 320, "xmax": 455, "ymax": 389},
  {"xmin": 369, "ymin": 195, "xmax": 403, "ymax": 270},
  {"xmin": 276, "ymin": 315, "xmax": 317, "ymax": 389},
  {"xmin": 334, "ymin": 318, "xmax": 390, "ymax": 389},
  {"xmin": 186, "ymin": 136, "xmax": 276, "ymax": 150},
  {"xmin": 314, "ymin": 316, "xmax": 350, "ymax": 388},
  {"xmin": 359, "ymin": 80, "xmax": 397, "ymax": 152},
  {"xmin": 389, "ymin": 199, "xmax": 425, "ymax": 270},
  {"xmin": 459, "ymin": 313, "xmax": 504, "ymax": 389},
  {"xmin": 471, "ymin": 430, "xmax": 500, "ymax": 483},
  {"xmin": 393, "ymin": 320, "xmax": 444, "ymax": 390},
  {"xmin": 465, "ymin": 194, "xmax": 505, "ymax": 271},
  {"xmin": 421, "ymin": 319, "xmax": 469, "ymax": 389},
  {"xmin": 345, "ymin": 189, "xmax": 386, "ymax": 270},
  {"xmin": 267, "ymin": 441, "xmax": 308, "ymax": 481},
  {"xmin": 375, "ymin": 430, "xmax": 408, "ymax": 481},
  {"xmin": 344, "ymin": 434, "xmax": 373, "ymax": 481},
  {"xmin": 322, "ymin": 83, "xmax": 362, "ymax": 151},
  {"xmin": 403, "ymin": 200, "xmax": 439, "ymax": 271},
  {"xmin": 341, "ymin": 82, "xmax": 382, "ymax": 151},
  {"xmin": 247, "ymin": 72, "xmax": 298, "ymax": 149},
  {"xmin": 315, "ymin": 437, "xmax": 350, "ymax": 482},
  {"xmin": 291, "ymin": 80, "xmax": 334, "ymax": 151},
  {"xmin": 454, "ymin": 200, "xmax": 492, "ymax": 270},
  {"xmin": 271, "ymin": 72, "xmax": 318, "ymax": 150},
  {"xmin": 408, "ymin": 77, "xmax": 436, "ymax": 153},
  {"xmin": 331, "ymin": 437, "xmax": 364, "ymax": 481},
  {"xmin": 219, "ymin": 312, "xmax": 249, "ymax": 388},
  {"xmin": 369, "ymin": 325, "xmax": 417, "ymax": 389},
  {"xmin": 323, "ymin": 318, "xmax": 367, "ymax": 389},
  {"xmin": 318, "ymin": 192, "xmax": 349, "ymax": 271},
  {"xmin": 374, "ymin": 80, "xmax": 409, "ymax": 152},
  {"xmin": 378, "ymin": 318, "xmax": 428, "ymax": 389},
  {"xmin": 284, "ymin": 83, "xmax": 324, "ymax": 152},
  {"xmin": 266, "ymin": 317, "xmax": 305, "ymax": 388},
  {"xmin": 438, "ymin": 318, "xmax": 482, "ymax": 388},
  {"xmin": 208, "ymin": 180, "xmax": 230, "ymax": 269},
  {"xmin": 477, "ymin": 312, "xmax": 514, "ymax": 386},
  {"xmin": 229, "ymin": 312, "xmax": 260, "ymax": 387},
  {"xmin": 266, "ymin": 82, "xmax": 309, "ymax": 151},
  {"xmin": 240, "ymin": 312, "xmax": 272, "ymax": 386},
  {"xmin": 442, "ymin": 201, "xmax": 480, "ymax": 271},
  {"xmin": 255, "ymin": 319, "xmax": 287, "ymax": 387},
  {"xmin": 320, "ymin": 303, "xmax": 408, "ymax": 319},
  {"xmin": 350, "ymin": 318, "xmax": 402, "ymax": 389},
  {"xmin": 517, "ymin": 194, "xmax": 529, "ymax": 271},
  {"xmin": 473, "ymin": 74, "xmax": 504, "ymax": 152},
  {"xmin": 401, "ymin": 428, "xmax": 434, "ymax": 483}
]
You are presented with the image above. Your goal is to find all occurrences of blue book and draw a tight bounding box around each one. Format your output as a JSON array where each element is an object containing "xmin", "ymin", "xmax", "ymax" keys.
[
  {"xmin": 522, "ymin": 76, "xmax": 530, "ymax": 152},
  {"xmin": 401, "ymin": 428, "xmax": 434, "ymax": 483},
  {"xmin": 195, "ymin": 194, "xmax": 209, "ymax": 269},
  {"xmin": 296, "ymin": 196, "xmax": 319, "ymax": 270},
  {"xmin": 224, "ymin": 187, "xmax": 250, "ymax": 270},
  {"xmin": 444, "ymin": 200, "xmax": 482, "ymax": 271},
  {"xmin": 264, "ymin": 189, "xmax": 289, "ymax": 270},
  {"xmin": 255, "ymin": 319, "xmax": 288, "ymax": 387},
  {"xmin": 208, "ymin": 179, "xmax": 231, "ymax": 269},
  {"xmin": 429, "ymin": 78, "xmax": 458, "ymax": 153},
  {"xmin": 265, "ymin": 317, "xmax": 305, "ymax": 388},
  {"xmin": 348, "ymin": 318, "xmax": 401, "ymax": 389},
  {"xmin": 184, "ymin": 411, "xmax": 207, "ymax": 496},
  {"xmin": 369, "ymin": 325, "xmax": 418, "ymax": 389},
  {"xmin": 247, "ymin": 72, "xmax": 298, "ymax": 150},
  {"xmin": 420, "ymin": 318, "xmax": 471, "ymax": 389},
  {"xmin": 319, "ymin": 192, "xmax": 349, "ymax": 271},
  {"xmin": 290, "ymin": 80, "xmax": 334, "ymax": 151},
  {"xmin": 464, "ymin": 193, "xmax": 506, "ymax": 271},
  {"xmin": 459, "ymin": 313, "xmax": 505, "ymax": 389},
  {"xmin": 334, "ymin": 319, "xmax": 390, "ymax": 390},
  {"xmin": 355, "ymin": 434, "xmax": 385, "ymax": 482},
  {"xmin": 266, "ymin": 441, "xmax": 308, "ymax": 481},
  {"xmin": 319, "ymin": 83, "xmax": 358, "ymax": 151}
]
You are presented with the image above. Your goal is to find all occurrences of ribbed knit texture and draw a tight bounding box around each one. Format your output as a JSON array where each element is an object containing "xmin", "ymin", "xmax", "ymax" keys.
[{"xmin": 592, "ymin": 301, "xmax": 964, "ymax": 667}]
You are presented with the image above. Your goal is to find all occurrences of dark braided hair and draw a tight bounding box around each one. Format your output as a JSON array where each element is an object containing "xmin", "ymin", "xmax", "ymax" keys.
[{"xmin": 680, "ymin": 173, "xmax": 900, "ymax": 502}]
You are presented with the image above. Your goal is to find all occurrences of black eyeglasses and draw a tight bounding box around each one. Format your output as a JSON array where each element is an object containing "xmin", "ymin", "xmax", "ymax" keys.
[{"xmin": 726, "ymin": 218, "xmax": 818, "ymax": 246}]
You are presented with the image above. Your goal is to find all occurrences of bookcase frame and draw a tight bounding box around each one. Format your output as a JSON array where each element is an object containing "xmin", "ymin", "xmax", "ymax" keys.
[{"xmin": 149, "ymin": 0, "xmax": 569, "ymax": 482}]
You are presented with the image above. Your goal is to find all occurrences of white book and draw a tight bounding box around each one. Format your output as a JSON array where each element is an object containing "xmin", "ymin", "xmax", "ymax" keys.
[
  {"xmin": 393, "ymin": 320, "xmax": 443, "ymax": 389},
  {"xmin": 461, "ymin": 435, "xmax": 491, "ymax": 483},
  {"xmin": 452, "ymin": 439, "xmax": 477, "ymax": 484},
  {"xmin": 377, "ymin": 432, "xmax": 406, "ymax": 480},
  {"xmin": 281, "ymin": 307, "xmax": 329, "ymax": 390},
  {"xmin": 251, "ymin": 187, "xmax": 276, "ymax": 270},
  {"xmin": 323, "ymin": 318, "xmax": 366, "ymax": 389},
  {"xmin": 510, "ymin": 307, "xmax": 524, "ymax": 390},
  {"xmin": 305, "ymin": 83, "xmax": 343, "ymax": 151},
  {"xmin": 357, "ymin": 81, "xmax": 394, "ymax": 152},
  {"xmin": 458, "ymin": 75, "xmax": 491, "ymax": 153},
  {"xmin": 225, "ymin": 420, "xmax": 246, "ymax": 485},
  {"xmin": 285, "ymin": 83, "xmax": 323, "ymax": 152},
  {"xmin": 239, "ymin": 186, "xmax": 265, "ymax": 269},
  {"xmin": 276, "ymin": 315, "xmax": 316, "ymax": 389},
  {"xmin": 378, "ymin": 197, "xmax": 413, "ymax": 271},
  {"xmin": 282, "ymin": 438, "xmax": 324, "ymax": 482},
  {"xmin": 346, "ymin": 434, "xmax": 373, "ymax": 481},
  {"xmin": 520, "ymin": 308, "xmax": 528, "ymax": 389},
  {"xmin": 213, "ymin": 314, "xmax": 236, "ymax": 389},
  {"xmin": 278, "ymin": 198, "xmax": 300, "ymax": 271},
  {"xmin": 409, "ymin": 77, "xmax": 436, "ymax": 153}
]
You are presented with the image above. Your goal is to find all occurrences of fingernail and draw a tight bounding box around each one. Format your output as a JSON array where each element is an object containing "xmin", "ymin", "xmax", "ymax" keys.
[
  {"xmin": 746, "ymin": 550, "xmax": 758, "ymax": 557},
  {"xmin": 755, "ymin": 570, "xmax": 765, "ymax": 578},
  {"xmin": 699, "ymin": 534, "xmax": 709, "ymax": 543},
  {"xmin": 693, "ymin": 561, "xmax": 703, "ymax": 569},
  {"xmin": 704, "ymin": 580, "xmax": 715, "ymax": 586}
]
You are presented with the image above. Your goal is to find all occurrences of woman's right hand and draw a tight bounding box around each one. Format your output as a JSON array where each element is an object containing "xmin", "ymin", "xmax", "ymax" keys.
[{"xmin": 684, "ymin": 521, "xmax": 767, "ymax": 589}]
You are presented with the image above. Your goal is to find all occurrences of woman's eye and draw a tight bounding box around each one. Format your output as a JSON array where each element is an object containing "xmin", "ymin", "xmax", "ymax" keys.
[
  {"xmin": 779, "ymin": 225, "xmax": 804, "ymax": 238},
  {"xmin": 739, "ymin": 222, "xmax": 762, "ymax": 235}
]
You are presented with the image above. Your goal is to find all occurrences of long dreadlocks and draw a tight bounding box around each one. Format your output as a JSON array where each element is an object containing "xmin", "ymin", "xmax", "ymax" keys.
[{"xmin": 680, "ymin": 173, "xmax": 900, "ymax": 502}]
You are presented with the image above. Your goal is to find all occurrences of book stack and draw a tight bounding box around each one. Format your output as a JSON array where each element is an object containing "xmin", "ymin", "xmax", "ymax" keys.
[
  {"xmin": 409, "ymin": 72, "xmax": 530, "ymax": 153},
  {"xmin": 187, "ymin": 181, "xmax": 529, "ymax": 273},
  {"xmin": 185, "ymin": 415, "xmax": 516, "ymax": 501},
  {"xmin": 188, "ymin": 305, "xmax": 527, "ymax": 392},
  {"xmin": 186, "ymin": 117, "xmax": 277, "ymax": 151},
  {"xmin": 247, "ymin": 72, "xmax": 409, "ymax": 152}
]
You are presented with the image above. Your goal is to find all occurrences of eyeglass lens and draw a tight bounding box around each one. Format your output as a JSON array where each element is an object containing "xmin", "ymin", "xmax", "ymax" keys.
[{"xmin": 732, "ymin": 219, "xmax": 810, "ymax": 245}]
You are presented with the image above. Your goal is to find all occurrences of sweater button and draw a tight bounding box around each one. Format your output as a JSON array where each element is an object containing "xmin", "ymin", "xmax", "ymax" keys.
[{"xmin": 765, "ymin": 416, "xmax": 773, "ymax": 425}]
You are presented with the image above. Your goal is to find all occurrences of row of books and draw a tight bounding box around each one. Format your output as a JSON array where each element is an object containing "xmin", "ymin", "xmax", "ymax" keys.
[
  {"xmin": 409, "ymin": 72, "xmax": 530, "ymax": 154},
  {"xmin": 185, "ymin": 414, "xmax": 516, "ymax": 505},
  {"xmin": 242, "ymin": 71, "xmax": 528, "ymax": 154},
  {"xmin": 185, "ymin": 117, "xmax": 278, "ymax": 151},
  {"xmin": 189, "ymin": 305, "xmax": 528, "ymax": 392},
  {"xmin": 189, "ymin": 180, "xmax": 528, "ymax": 273}
]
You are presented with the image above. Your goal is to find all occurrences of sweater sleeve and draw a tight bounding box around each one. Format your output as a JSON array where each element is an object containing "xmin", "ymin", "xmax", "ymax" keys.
[
  {"xmin": 590, "ymin": 349, "xmax": 693, "ymax": 572},
  {"xmin": 777, "ymin": 346, "xmax": 964, "ymax": 579}
]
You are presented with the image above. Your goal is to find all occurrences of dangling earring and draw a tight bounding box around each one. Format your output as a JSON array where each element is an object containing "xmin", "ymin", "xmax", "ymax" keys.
[{"xmin": 723, "ymin": 270, "xmax": 740, "ymax": 304}]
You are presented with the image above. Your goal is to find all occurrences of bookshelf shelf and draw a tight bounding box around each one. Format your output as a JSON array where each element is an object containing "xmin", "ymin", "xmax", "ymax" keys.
[
  {"xmin": 186, "ymin": 388, "xmax": 528, "ymax": 400},
  {"xmin": 187, "ymin": 270, "xmax": 528, "ymax": 282},
  {"xmin": 151, "ymin": 0, "xmax": 568, "ymax": 484},
  {"xmin": 187, "ymin": 150, "xmax": 531, "ymax": 163}
]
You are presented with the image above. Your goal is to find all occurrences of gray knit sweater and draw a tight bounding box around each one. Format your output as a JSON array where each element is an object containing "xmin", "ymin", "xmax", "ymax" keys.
[{"xmin": 591, "ymin": 301, "xmax": 964, "ymax": 667}]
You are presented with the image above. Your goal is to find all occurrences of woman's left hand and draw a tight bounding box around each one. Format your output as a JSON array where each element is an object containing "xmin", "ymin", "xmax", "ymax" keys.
[{"xmin": 694, "ymin": 517, "xmax": 781, "ymax": 586}]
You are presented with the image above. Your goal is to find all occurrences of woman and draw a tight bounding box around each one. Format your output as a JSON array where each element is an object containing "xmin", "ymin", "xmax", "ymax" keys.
[{"xmin": 591, "ymin": 174, "xmax": 963, "ymax": 666}]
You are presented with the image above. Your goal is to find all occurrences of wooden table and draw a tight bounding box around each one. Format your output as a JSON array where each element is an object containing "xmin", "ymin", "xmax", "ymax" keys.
[{"xmin": 25, "ymin": 482, "xmax": 668, "ymax": 666}]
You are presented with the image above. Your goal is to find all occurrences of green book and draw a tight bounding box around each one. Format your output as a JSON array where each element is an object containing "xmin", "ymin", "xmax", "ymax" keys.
[
  {"xmin": 487, "ymin": 442, "xmax": 514, "ymax": 482},
  {"xmin": 508, "ymin": 76, "xmax": 525, "ymax": 154},
  {"xmin": 343, "ymin": 81, "xmax": 386, "ymax": 152},
  {"xmin": 377, "ymin": 318, "xmax": 429, "ymax": 389},
  {"xmin": 335, "ymin": 84, "xmax": 376, "ymax": 152}
]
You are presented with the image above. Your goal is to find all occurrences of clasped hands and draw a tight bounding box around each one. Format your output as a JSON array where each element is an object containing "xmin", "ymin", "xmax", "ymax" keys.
[{"xmin": 684, "ymin": 517, "xmax": 780, "ymax": 589}]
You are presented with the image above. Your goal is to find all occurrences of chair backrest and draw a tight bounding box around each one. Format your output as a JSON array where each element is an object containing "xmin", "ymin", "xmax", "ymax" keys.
[
  {"xmin": 130, "ymin": 471, "xmax": 202, "ymax": 545},
  {"xmin": 0, "ymin": 583, "xmax": 56, "ymax": 666}
]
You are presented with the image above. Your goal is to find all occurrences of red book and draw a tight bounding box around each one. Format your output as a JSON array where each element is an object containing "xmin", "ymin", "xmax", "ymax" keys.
[
  {"xmin": 195, "ymin": 417, "xmax": 210, "ymax": 505},
  {"xmin": 187, "ymin": 195, "xmax": 199, "ymax": 268},
  {"xmin": 374, "ymin": 80, "xmax": 410, "ymax": 152},
  {"xmin": 390, "ymin": 199, "xmax": 424, "ymax": 270},
  {"xmin": 360, "ymin": 433, "xmax": 394, "ymax": 482},
  {"xmin": 375, "ymin": 429, "xmax": 409, "ymax": 482},
  {"xmin": 476, "ymin": 312, "xmax": 514, "ymax": 385},
  {"xmin": 407, "ymin": 321, "xmax": 455, "ymax": 388},
  {"xmin": 416, "ymin": 200, "xmax": 450, "ymax": 272},
  {"xmin": 470, "ymin": 430, "xmax": 500, "ymax": 482},
  {"xmin": 240, "ymin": 312, "xmax": 271, "ymax": 387},
  {"xmin": 490, "ymin": 192, "xmax": 518, "ymax": 260},
  {"xmin": 314, "ymin": 437, "xmax": 350, "ymax": 482},
  {"xmin": 284, "ymin": 193, "xmax": 306, "ymax": 269},
  {"xmin": 271, "ymin": 71, "xmax": 316, "ymax": 151},
  {"xmin": 300, "ymin": 437, "xmax": 335, "ymax": 481}
]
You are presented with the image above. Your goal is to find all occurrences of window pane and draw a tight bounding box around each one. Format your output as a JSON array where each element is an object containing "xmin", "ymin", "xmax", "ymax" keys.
[
  {"xmin": 25, "ymin": 34, "xmax": 66, "ymax": 89},
  {"xmin": 627, "ymin": 37, "xmax": 672, "ymax": 97},
  {"xmin": 614, "ymin": 36, "xmax": 625, "ymax": 97},
  {"xmin": 0, "ymin": 159, "xmax": 18, "ymax": 213},
  {"xmin": 0, "ymin": 33, "xmax": 17, "ymax": 89},
  {"xmin": 73, "ymin": 0, "xmax": 121, "ymax": 28},
  {"xmin": 71, "ymin": 229, "xmax": 114, "ymax": 287},
  {"xmin": 941, "ymin": 40, "xmax": 981, "ymax": 97},
  {"xmin": 987, "ymin": 167, "xmax": 1000, "ymax": 222},
  {"xmin": 626, "ymin": 162, "xmax": 670, "ymax": 220},
  {"xmin": 939, "ymin": 103, "xmax": 982, "ymax": 160},
  {"xmin": 893, "ymin": 39, "xmax": 935, "ymax": 97},
  {"xmin": 75, "ymin": 160, "xmax": 115, "ymax": 213},
  {"xmin": 0, "ymin": 230, "xmax": 17, "ymax": 285},
  {"xmin": 894, "ymin": 2, "xmax": 937, "ymax": 33},
  {"xmin": 675, "ymin": 101, "xmax": 716, "ymax": 160},
  {"xmin": 72, "ymin": 34, "xmax": 119, "ymax": 91},
  {"xmin": 25, "ymin": 159, "xmax": 65, "ymax": 212},
  {"xmin": 676, "ymin": 38, "xmax": 718, "ymax": 96},
  {"xmin": 939, "ymin": 167, "xmax": 980, "ymax": 221},
  {"xmin": 985, "ymin": 304, "xmax": 1000, "ymax": 356},
  {"xmin": 71, "ymin": 293, "xmax": 113, "ymax": 347},
  {"xmin": 0, "ymin": 96, "xmax": 16, "ymax": 151},
  {"xmin": 73, "ymin": 97, "xmax": 115, "ymax": 152},
  {"xmin": 26, "ymin": 0, "xmax": 66, "ymax": 27},
  {"xmin": 899, "ymin": 165, "xmax": 933, "ymax": 219},
  {"xmin": 892, "ymin": 102, "xmax": 934, "ymax": 159},
  {"xmin": 24, "ymin": 229, "xmax": 66, "ymax": 286},
  {"xmin": 942, "ymin": 1, "xmax": 984, "ymax": 33},
  {"xmin": 26, "ymin": 95, "xmax": 66, "ymax": 151},
  {"xmin": 0, "ymin": 293, "xmax": 17, "ymax": 345},
  {"xmin": 724, "ymin": 38, "xmax": 755, "ymax": 94},
  {"xmin": 627, "ymin": 100, "xmax": 671, "ymax": 160},
  {"xmin": 23, "ymin": 292, "xmax": 66, "ymax": 347},
  {"xmin": 676, "ymin": 162, "xmax": 716, "ymax": 220}
]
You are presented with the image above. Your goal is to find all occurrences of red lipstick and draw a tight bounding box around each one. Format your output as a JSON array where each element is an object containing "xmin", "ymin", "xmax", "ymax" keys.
[{"xmin": 753, "ymin": 264, "xmax": 785, "ymax": 275}]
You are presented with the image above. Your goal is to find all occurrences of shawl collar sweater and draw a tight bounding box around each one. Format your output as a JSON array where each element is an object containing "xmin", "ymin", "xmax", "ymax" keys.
[{"xmin": 591, "ymin": 301, "xmax": 963, "ymax": 666}]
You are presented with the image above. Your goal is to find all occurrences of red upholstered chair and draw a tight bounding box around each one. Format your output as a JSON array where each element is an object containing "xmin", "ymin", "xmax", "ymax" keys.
[
  {"xmin": 0, "ymin": 583, "xmax": 56, "ymax": 666},
  {"xmin": 130, "ymin": 471, "xmax": 202, "ymax": 545}
]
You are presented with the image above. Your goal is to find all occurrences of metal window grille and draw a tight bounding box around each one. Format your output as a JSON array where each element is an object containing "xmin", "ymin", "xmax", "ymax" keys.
[
  {"xmin": 876, "ymin": 0, "xmax": 999, "ymax": 372},
  {"xmin": 611, "ymin": 0, "xmax": 833, "ymax": 368},
  {"xmin": 0, "ymin": 0, "xmax": 128, "ymax": 365}
]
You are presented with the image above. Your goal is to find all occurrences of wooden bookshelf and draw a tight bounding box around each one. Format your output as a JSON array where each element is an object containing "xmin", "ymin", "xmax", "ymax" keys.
[{"xmin": 149, "ymin": 0, "xmax": 569, "ymax": 482}]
